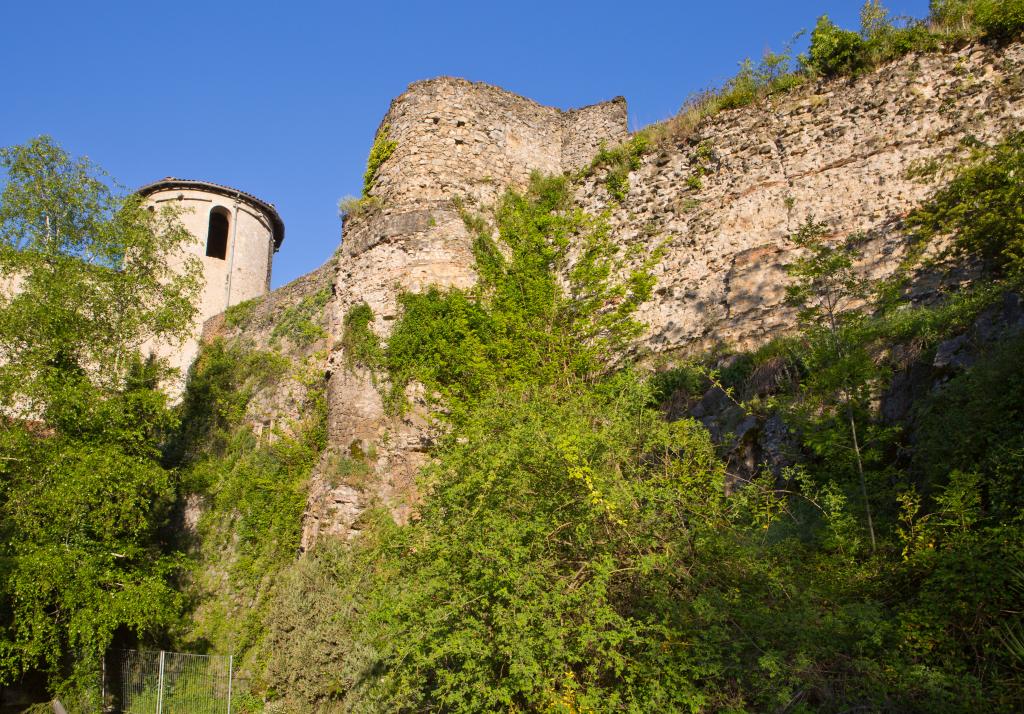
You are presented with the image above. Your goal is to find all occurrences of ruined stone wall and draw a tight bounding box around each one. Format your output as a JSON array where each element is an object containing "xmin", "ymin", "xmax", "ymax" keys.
[
  {"xmin": 576, "ymin": 42, "xmax": 1024, "ymax": 355},
  {"xmin": 298, "ymin": 45, "xmax": 1024, "ymax": 543},
  {"xmin": 561, "ymin": 97, "xmax": 628, "ymax": 172},
  {"xmin": 370, "ymin": 78, "xmax": 561, "ymax": 210},
  {"xmin": 344, "ymin": 78, "xmax": 628, "ymax": 258},
  {"xmin": 306, "ymin": 78, "xmax": 630, "ymax": 541}
]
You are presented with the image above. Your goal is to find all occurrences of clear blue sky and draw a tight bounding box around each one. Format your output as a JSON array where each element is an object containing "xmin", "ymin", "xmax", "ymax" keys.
[{"xmin": 2, "ymin": 0, "xmax": 930, "ymax": 288}]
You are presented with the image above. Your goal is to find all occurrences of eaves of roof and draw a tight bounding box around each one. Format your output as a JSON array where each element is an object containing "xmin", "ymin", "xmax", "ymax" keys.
[{"xmin": 136, "ymin": 177, "xmax": 285, "ymax": 250}]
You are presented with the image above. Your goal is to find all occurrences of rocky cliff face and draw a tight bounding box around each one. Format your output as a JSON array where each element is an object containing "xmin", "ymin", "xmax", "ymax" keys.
[{"xmin": 211, "ymin": 44, "xmax": 1024, "ymax": 545}]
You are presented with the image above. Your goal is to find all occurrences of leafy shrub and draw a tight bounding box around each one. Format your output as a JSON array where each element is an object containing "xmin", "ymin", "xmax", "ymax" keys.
[
  {"xmin": 718, "ymin": 58, "xmax": 761, "ymax": 110},
  {"xmin": 718, "ymin": 337, "xmax": 806, "ymax": 398},
  {"xmin": 263, "ymin": 529, "xmax": 389, "ymax": 711},
  {"xmin": 905, "ymin": 132, "xmax": 1024, "ymax": 275},
  {"xmin": 340, "ymin": 301, "xmax": 382, "ymax": 368},
  {"xmin": 974, "ymin": 0, "xmax": 1024, "ymax": 40},
  {"xmin": 717, "ymin": 45, "xmax": 805, "ymax": 111},
  {"xmin": 932, "ymin": 0, "xmax": 1024, "ymax": 41},
  {"xmin": 337, "ymin": 194, "xmax": 380, "ymax": 221},
  {"xmin": 270, "ymin": 286, "xmax": 331, "ymax": 347},
  {"xmin": 808, "ymin": 15, "xmax": 867, "ymax": 77},
  {"xmin": 351, "ymin": 379, "xmax": 738, "ymax": 712},
  {"xmin": 648, "ymin": 362, "xmax": 707, "ymax": 404}
]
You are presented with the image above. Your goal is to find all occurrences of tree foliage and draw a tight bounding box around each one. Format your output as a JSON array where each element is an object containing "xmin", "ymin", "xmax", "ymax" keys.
[
  {"xmin": 0, "ymin": 136, "xmax": 201, "ymax": 407},
  {"xmin": 380, "ymin": 173, "xmax": 661, "ymax": 416},
  {"xmin": 807, "ymin": 15, "xmax": 867, "ymax": 77},
  {"xmin": 784, "ymin": 218, "xmax": 886, "ymax": 551},
  {"xmin": 0, "ymin": 365, "xmax": 183, "ymax": 704},
  {"xmin": 906, "ymin": 132, "xmax": 1024, "ymax": 276},
  {"xmin": 0, "ymin": 137, "xmax": 200, "ymax": 703}
]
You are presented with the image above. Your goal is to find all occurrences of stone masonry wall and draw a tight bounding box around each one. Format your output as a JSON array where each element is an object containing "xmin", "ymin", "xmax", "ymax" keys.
[
  {"xmin": 561, "ymin": 97, "xmax": 629, "ymax": 172},
  {"xmin": 576, "ymin": 42, "xmax": 1024, "ymax": 355},
  {"xmin": 306, "ymin": 78, "xmax": 629, "ymax": 542},
  {"xmin": 298, "ymin": 45, "xmax": 1024, "ymax": 544},
  {"xmin": 343, "ymin": 78, "xmax": 627, "ymax": 257}
]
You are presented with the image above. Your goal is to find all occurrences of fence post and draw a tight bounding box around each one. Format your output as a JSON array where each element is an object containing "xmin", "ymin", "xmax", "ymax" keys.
[
  {"xmin": 226, "ymin": 654, "xmax": 233, "ymax": 714},
  {"xmin": 157, "ymin": 650, "xmax": 166, "ymax": 714}
]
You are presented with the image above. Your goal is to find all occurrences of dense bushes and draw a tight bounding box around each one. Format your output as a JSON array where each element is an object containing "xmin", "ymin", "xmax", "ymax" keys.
[
  {"xmin": 170, "ymin": 339, "xmax": 327, "ymax": 666},
  {"xmin": 807, "ymin": 0, "xmax": 1024, "ymax": 78},
  {"xmin": 890, "ymin": 336, "xmax": 1024, "ymax": 708},
  {"xmin": 256, "ymin": 144, "xmax": 1024, "ymax": 710},
  {"xmin": 913, "ymin": 334, "xmax": 1024, "ymax": 516},
  {"xmin": 807, "ymin": 15, "xmax": 867, "ymax": 77},
  {"xmin": 932, "ymin": 0, "xmax": 1024, "ymax": 41},
  {"xmin": 309, "ymin": 382, "xmax": 749, "ymax": 711}
]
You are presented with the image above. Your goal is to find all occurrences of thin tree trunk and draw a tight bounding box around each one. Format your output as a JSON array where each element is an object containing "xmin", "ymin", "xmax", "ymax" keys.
[{"xmin": 847, "ymin": 407, "xmax": 877, "ymax": 552}]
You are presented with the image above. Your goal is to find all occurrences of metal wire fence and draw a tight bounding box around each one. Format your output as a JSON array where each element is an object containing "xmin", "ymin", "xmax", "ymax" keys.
[{"xmin": 109, "ymin": 649, "xmax": 234, "ymax": 714}]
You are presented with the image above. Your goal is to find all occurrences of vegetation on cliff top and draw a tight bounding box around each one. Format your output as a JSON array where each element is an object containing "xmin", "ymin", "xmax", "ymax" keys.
[
  {"xmin": 338, "ymin": 123, "xmax": 399, "ymax": 222},
  {"xmin": 361, "ymin": 124, "xmax": 397, "ymax": 198},
  {"xmin": 589, "ymin": 0, "xmax": 1024, "ymax": 202}
]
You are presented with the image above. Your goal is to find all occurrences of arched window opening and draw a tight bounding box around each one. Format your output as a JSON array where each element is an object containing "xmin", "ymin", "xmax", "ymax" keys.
[{"xmin": 206, "ymin": 208, "xmax": 230, "ymax": 259}]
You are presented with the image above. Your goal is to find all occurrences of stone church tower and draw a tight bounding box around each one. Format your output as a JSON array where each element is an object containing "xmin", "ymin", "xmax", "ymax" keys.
[{"xmin": 136, "ymin": 178, "xmax": 284, "ymax": 389}]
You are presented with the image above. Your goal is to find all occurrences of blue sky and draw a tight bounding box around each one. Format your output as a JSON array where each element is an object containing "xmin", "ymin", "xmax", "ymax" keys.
[{"xmin": 2, "ymin": 0, "xmax": 930, "ymax": 288}]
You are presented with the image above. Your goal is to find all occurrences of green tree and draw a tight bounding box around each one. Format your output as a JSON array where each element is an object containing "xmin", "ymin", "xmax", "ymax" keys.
[
  {"xmin": 0, "ymin": 136, "xmax": 201, "ymax": 407},
  {"xmin": 784, "ymin": 218, "xmax": 882, "ymax": 551},
  {"xmin": 0, "ymin": 136, "xmax": 201, "ymax": 705},
  {"xmin": 352, "ymin": 378, "xmax": 736, "ymax": 712}
]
